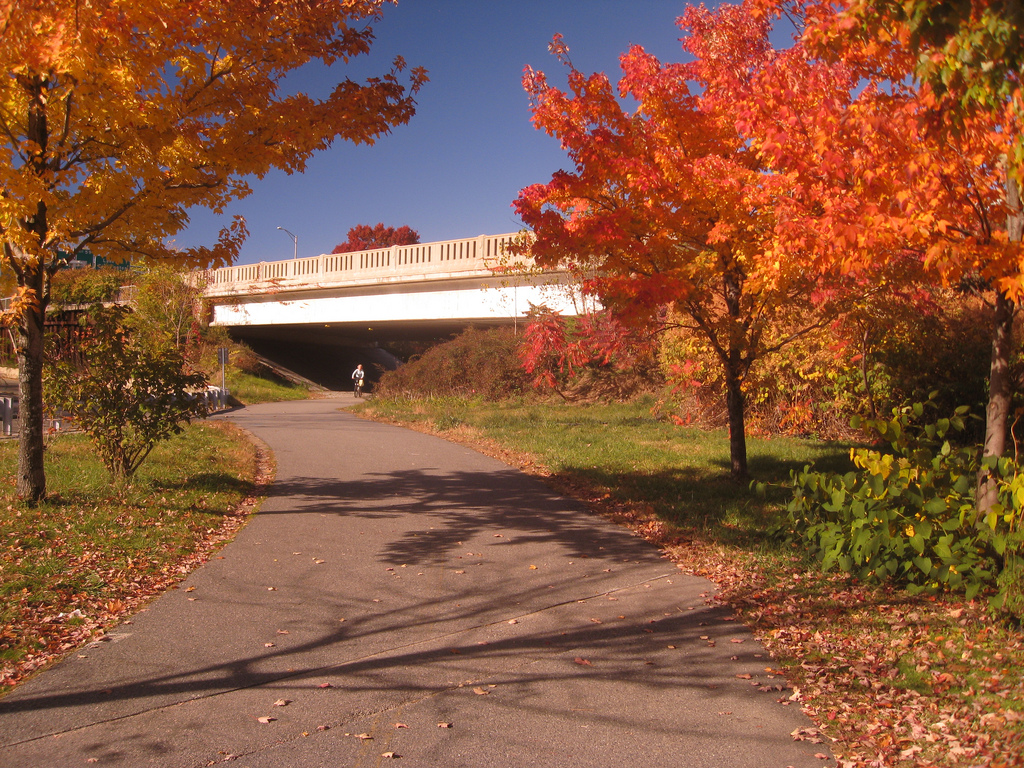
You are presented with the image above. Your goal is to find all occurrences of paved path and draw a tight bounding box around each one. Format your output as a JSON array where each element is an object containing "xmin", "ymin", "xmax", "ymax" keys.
[{"xmin": 0, "ymin": 399, "xmax": 834, "ymax": 767}]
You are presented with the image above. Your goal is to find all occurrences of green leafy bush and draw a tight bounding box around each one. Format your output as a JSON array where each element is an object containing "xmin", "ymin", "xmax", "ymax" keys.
[
  {"xmin": 50, "ymin": 266, "xmax": 127, "ymax": 305},
  {"xmin": 45, "ymin": 306, "xmax": 209, "ymax": 480},
  {"xmin": 777, "ymin": 399, "xmax": 1022, "ymax": 607}
]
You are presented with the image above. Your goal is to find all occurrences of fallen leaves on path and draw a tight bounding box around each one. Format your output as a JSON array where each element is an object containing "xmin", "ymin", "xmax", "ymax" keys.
[{"xmin": 384, "ymin": 418, "xmax": 1024, "ymax": 768}]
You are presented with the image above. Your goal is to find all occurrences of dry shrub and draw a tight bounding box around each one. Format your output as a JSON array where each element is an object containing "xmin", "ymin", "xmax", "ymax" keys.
[{"xmin": 375, "ymin": 328, "xmax": 530, "ymax": 400}]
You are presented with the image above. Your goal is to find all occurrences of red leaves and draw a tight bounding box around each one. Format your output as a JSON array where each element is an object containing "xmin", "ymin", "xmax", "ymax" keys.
[
  {"xmin": 518, "ymin": 308, "xmax": 657, "ymax": 401},
  {"xmin": 331, "ymin": 223, "xmax": 420, "ymax": 254}
]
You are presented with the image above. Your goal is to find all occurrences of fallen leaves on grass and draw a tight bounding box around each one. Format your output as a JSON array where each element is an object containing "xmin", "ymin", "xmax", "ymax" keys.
[
  {"xmin": 669, "ymin": 540, "xmax": 1024, "ymax": 768},
  {"xmin": 0, "ymin": 425, "xmax": 271, "ymax": 693}
]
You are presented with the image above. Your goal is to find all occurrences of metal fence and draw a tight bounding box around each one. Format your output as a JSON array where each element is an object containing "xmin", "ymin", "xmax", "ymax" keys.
[{"xmin": 0, "ymin": 387, "xmax": 230, "ymax": 438}]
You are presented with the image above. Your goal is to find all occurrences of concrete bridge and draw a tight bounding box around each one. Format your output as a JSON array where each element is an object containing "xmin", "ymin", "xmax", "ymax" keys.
[
  {"xmin": 204, "ymin": 232, "xmax": 582, "ymax": 341},
  {"xmin": 204, "ymin": 232, "xmax": 584, "ymax": 387}
]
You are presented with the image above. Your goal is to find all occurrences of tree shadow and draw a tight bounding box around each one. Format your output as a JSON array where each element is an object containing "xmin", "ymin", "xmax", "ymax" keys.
[
  {"xmin": 0, "ymin": 580, "xmax": 747, "ymax": 724},
  {"xmin": 256, "ymin": 465, "xmax": 662, "ymax": 567}
]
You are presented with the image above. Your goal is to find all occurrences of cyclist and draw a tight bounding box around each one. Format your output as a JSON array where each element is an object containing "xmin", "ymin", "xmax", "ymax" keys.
[{"xmin": 351, "ymin": 364, "xmax": 366, "ymax": 397}]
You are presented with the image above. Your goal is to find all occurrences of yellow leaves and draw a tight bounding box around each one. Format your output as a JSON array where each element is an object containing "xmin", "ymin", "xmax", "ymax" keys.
[
  {"xmin": 0, "ymin": 286, "xmax": 42, "ymax": 327},
  {"xmin": 853, "ymin": 449, "xmax": 894, "ymax": 482},
  {"xmin": 1, "ymin": 1, "xmax": 424, "ymax": 270}
]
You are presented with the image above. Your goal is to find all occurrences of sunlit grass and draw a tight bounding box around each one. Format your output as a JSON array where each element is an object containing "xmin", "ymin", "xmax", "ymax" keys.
[{"xmin": 226, "ymin": 369, "xmax": 310, "ymax": 404}]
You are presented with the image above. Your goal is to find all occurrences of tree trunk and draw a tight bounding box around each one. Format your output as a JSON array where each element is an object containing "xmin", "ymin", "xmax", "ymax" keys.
[
  {"xmin": 725, "ymin": 366, "xmax": 748, "ymax": 480},
  {"xmin": 978, "ymin": 169, "xmax": 1024, "ymax": 513},
  {"xmin": 13, "ymin": 74, "xmax": 51, "ymax": 503},
  {"xmin": 722, "ymin": 268, "xmax": 749, "ymax": 480},
  {"xmin": 16, "ymin": 287, "xmax": 46, "ymax": 503}
]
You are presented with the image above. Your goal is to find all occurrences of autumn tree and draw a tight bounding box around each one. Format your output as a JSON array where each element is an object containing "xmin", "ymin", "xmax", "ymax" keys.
[
  {"xmin": 834, "ymin": 0, "xmax": 1024, "ymax": 510},
  {"xmin": 332, "ymin": 223, "xmax": 420, "ymax": 253},
  {"xmin": 129, "ymin": 262, "xmax": 207, "ymax": 357},
  {"xmin": 513, "ymin": 24, "xmax": 855, "ymax": 479},
  {"xmin": 519, "ymin": 308, "xmax": 659, "ymax": 402},
  {"xmin": 0, "ymin": 1, "xmax": 426, "ymax": 502},
  {"xmin": 737, "ymin": 0, "xmax": 1022, "ymax": 508}
]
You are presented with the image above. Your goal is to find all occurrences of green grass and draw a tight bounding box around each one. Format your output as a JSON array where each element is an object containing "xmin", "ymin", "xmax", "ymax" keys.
[
  {"xmin": 225, "ymin": 369, "xmax": 311, "ymax": 404},
  {"xmin": 0, "ymin": 422, "xmax": 257, "ymax": 688}
]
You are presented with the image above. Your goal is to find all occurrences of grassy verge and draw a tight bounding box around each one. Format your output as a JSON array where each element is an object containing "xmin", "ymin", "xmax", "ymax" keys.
[
  {"xmin": 0, "ymin": 421, "xmax": 268, "ymax": 692},
  {"xmin": 225, "ymin": 369, "xmax": 311, "ymax": 405},
  {"xmin": 359, "ymin": 395, "xmax": 1024, "ymax": 768}
]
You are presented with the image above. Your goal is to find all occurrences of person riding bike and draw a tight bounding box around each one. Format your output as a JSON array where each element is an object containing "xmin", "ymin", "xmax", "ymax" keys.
[{"xmin": 351, "ymin": 364, "xmax": 366, "ymax": 397}]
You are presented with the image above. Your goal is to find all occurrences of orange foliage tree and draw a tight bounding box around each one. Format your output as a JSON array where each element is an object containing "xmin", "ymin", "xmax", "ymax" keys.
[
  {"xmin": 0, "ymin": 0, "xmax": 427, "ymax": 501},
  {"xmin": 839, "ymin": 0, "xmax": 1024, "ymax": 509},
  {"xmin": 513, "ymin": 17, "xmax": 868, "ymax": 479},
  {"xmin": 741, "ymin": 0, "xmax": 1022, "ymax": 507}
]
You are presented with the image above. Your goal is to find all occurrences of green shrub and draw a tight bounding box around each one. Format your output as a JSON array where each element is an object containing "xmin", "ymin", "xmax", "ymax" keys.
[
  {"xmin": 45, "ymin": 306, "xmax": 209, "ymax": 480},
  {"xmin": 776, "ymin": 398, "xmax": 1022, "ymax": 609},
  {"xmin": 50, "ymin": 266, "xmax": 127, "ymax": 305}
]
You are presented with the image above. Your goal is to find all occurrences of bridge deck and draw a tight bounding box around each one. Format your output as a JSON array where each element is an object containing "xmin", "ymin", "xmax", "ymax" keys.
[{"xmin": 204, "ymin": 232, "xmax": 527, "ymax": 298}]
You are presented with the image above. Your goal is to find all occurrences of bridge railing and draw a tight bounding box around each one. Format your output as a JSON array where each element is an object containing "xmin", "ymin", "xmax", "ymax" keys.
[{"xmin": 204, "ymin": 232, "xmax": 526, "ymax": 297}]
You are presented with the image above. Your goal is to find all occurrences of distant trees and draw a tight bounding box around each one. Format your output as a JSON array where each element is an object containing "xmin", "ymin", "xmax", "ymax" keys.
[{"xmin": 332, "ymin": 223, "xmax": 420, "ymax": 253}]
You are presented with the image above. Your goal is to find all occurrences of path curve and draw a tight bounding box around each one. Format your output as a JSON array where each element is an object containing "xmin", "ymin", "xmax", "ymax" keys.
[{"xmin": 0, "ymin": 399, "xmax": 834, "ymax": 767}]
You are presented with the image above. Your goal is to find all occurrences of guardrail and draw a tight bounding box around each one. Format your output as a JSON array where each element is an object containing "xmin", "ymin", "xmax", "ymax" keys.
[
  {"xmin": 203, "ymin": 232, "xmax": 525, "ymax": 298},
  {"xmin": 0, "ymin": 387, "xmax": 231, "ymax": 437},
  {"xmin": 0, "ymin": 233, "xmax": 530, "ymax": 306}
]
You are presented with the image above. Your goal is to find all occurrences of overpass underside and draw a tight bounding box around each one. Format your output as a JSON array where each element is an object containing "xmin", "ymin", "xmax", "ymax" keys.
[
  {"xmin": 210, "ymin": 274, "xmax": 580, "ymax": 346},
  {"xmin": 203, "ymin": 233, "xmax": 586, "ymax": 388},
  {"xmin": 209, "ymin": 274, "xmax": 582, "ymax": 389}
]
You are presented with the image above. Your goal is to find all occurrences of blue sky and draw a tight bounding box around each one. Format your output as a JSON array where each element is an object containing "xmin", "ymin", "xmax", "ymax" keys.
[{"xmin": 174, "ymin": 1, "xmax": 697, "ymax": 265}]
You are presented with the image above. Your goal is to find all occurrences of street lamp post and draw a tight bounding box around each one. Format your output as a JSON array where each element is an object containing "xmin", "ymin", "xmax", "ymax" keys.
[{"xmin": 277, "ymin": 226, "xmax": 298, "ymax": 260}]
